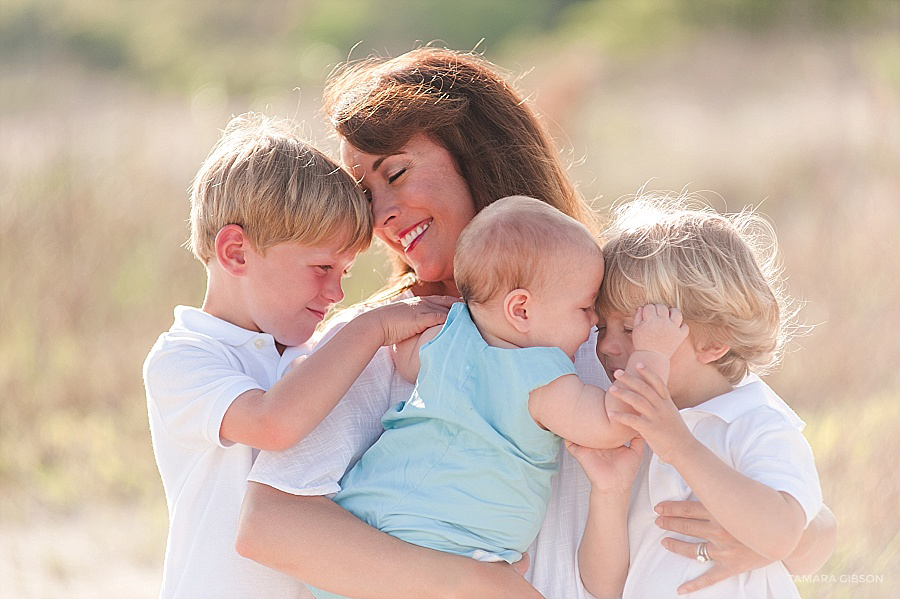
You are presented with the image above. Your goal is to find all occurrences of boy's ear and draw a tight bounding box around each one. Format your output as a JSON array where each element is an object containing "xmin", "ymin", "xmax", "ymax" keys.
[
  {"xmin": 214, "ymin": 225, "xmax": 251, "ymax": 277},
  {"xmin": 695, "ymin": 340, "xmax": 731, "ymax": 364},
  {"xmin": 503, "ymin": 288, "xmax": 532, "ymax": 333}
]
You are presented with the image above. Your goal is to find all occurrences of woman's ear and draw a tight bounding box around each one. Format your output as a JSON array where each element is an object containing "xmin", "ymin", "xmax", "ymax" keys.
[
  {"xmin": 503, "ymin": 289, "xmax": 532, "ymax": 333},
  {"xmin": 214, "ymin": 224, "xmax": 250, "ymax": 277}
]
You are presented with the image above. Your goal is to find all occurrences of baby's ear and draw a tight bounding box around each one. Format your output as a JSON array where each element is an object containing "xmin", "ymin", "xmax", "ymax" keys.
[
  {"xmin": 214, "ymin": 224, "xmax": 250, "ymax": 276},
  {"xmin": 503, "ymin": 289, "xmax": 532, "ymax": 333}
]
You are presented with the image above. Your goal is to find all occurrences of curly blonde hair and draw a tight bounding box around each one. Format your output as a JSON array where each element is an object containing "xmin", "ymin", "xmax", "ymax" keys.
[{"xmin": 598, "ymin": 193, "xmax": 800, "ymax": 384}]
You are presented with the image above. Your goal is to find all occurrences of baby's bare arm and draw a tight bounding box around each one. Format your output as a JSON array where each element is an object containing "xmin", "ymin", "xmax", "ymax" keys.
[
  {"xmin": 528, "ymin": 376, "xmax": 634, "ymax": 448},
  {"xmin": 392, "ymin": 325, "xmax": 442, "ymax": 384}
]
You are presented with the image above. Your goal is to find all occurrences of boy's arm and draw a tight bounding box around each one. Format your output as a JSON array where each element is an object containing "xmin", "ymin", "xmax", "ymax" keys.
[
  {"xmin": 236, "ymin": 483, "xmax": 543, "ymax": 599},
  {"xmin": 221, "ymin": 297, "xmax": 453, "ymax": 450},
  {"xmin": 391, "ymin": 325, "xmax": 442, "ymax": 384},
  {"xmin": 567, "ymin": 439, "xmax": 645, "ymax": 599},
  {"xmin": 609, "ymin": 368, "xmax": 810, "ymax": 562}
]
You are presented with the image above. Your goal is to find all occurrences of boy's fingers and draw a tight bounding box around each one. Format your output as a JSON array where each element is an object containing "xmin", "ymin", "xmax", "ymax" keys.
[
  {"xmin": 613, "ymin": 370, "xmax": 660, "ymax": 402},
  {"xmin": 608, "ymin": 410, "xmax": 640, "ymax": 429},
  {"xmin": 633, "ymin": 364, "xmax": 671, "ymax": 399}
]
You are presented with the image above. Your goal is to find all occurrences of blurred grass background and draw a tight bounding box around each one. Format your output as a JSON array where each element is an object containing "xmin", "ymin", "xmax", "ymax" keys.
[{"xmin": 1, "ymin": 0, "xmax": 898, "ymax": 597}]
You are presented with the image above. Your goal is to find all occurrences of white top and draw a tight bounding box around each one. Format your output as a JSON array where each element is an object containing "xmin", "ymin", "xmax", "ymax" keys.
[
  {"xmin": 144, "ymin": 306, "xmax": 309, "ymax": 599},
  {"xmin": 623, "ymin": 377, "xmax": 823, "ymax": 599},
  {"xmin": 251, "ymin": 297, "xmax": 609, "ymax": 599}
]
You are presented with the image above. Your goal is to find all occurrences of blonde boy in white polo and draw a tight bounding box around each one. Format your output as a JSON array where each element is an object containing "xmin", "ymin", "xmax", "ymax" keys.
[{"xmin": 143, "ymin": 114, "xmax": 451, "ymax": 598}]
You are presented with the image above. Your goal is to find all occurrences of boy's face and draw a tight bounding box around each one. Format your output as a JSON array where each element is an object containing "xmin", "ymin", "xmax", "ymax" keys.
[
  {"xmin": 242, "ymin": 241, "xmax": 357, "ymax": 348},
  {"xmin": 596, "ymin": 310, "xmax": 697, "ymax": 400},
  {"xmin": 527, "ymin": 247, "xmax": 604, "ymax": 360}
]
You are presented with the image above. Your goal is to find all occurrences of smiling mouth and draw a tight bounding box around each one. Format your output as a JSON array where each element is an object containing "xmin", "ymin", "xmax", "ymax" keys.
[
  {"xmin": 307, "ymin": 307, "xmax": 326, "ymax": 320},
  {"xmin": 399, "ymin": 220, "xmax": 431, "ymax": 252}
]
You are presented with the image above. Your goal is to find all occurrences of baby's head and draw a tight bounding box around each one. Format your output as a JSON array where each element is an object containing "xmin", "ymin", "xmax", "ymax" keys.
[
  {"xmin": 455, "ymin": 196, "xmax": 604, "ymax": 357},
  {"xmin": 187, "ymin": 112, "xmax": 371, "ymax": 265},
  {"xmin": 598, "ymin": 194, "xmax": 796, "ymax": 384}
]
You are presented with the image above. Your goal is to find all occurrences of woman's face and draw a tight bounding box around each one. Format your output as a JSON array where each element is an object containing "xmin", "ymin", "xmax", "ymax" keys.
[{"xmin": 340, "ymin": 135, "xmax": 477, "ymax": 295}]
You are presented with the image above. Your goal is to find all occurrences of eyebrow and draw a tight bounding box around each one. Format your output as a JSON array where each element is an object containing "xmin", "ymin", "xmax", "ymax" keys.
[{"xmin": 371, "ymin": 151, "xmax": 404, "ymax": 172}]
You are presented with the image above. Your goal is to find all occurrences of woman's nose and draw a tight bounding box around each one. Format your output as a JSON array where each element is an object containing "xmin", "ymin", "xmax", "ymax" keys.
[{"xmin": 371, "ymin": 190, "xmax": 400, "ymax": 228}]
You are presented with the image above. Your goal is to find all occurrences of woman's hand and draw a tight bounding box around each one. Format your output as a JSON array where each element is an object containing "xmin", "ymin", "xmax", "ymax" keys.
[
  {"xmin": 654, "ymin": 500, "xmax": 773, "ymax": 594},
  {"xmin": 655, "ymin": 499, "xmax": 837, "ymax": 594}
]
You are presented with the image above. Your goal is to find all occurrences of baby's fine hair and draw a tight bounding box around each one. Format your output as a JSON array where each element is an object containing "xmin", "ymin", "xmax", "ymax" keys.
[
  {"xmin": 599, "ymin": 193, "xmax": 799, "ymax": 384},
  {"xmin": 187, "ymin": 113, "xmax": 372, "ymax": 264},
  {"xmin": 455, "ymin": 196, "xmax": 601, "ymax": 305}
]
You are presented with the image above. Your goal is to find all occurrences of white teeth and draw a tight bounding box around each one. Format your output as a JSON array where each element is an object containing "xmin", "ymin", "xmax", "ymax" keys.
[{"xmin": 400, "ymin": 222, "xmax": 430, "ymax": 250}]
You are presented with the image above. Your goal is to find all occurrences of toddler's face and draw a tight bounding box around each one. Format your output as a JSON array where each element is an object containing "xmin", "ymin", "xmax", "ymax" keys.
[
  {"xmin": 527, "ymin": 247, "xmax": 604, "ymax": 359},
  {"xmin": 595, "ymin": 311, "xmax": 635, "ymax": 384},
  {"xmin": 242, "ymin": 240, "xmax": 357, "ymax": 349}
]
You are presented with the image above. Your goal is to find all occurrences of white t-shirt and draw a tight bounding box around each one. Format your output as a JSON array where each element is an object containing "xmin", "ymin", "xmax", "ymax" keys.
[
  {"xmin": 623, "ymin": 376, "xmax": 822, "ymax": 599},
  {"xmin": 144, "ymin": 306, "xmax": 309, "ymax": 599},
  {"xmin": 251, "ymin": 297, "xmax": 609, "ymax": 599}
]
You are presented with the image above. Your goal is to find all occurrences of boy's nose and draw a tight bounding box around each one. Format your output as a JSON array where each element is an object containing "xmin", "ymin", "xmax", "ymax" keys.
[{"xmin": 322, "ymin": 276, "xmax": 344, "ymax": 305}]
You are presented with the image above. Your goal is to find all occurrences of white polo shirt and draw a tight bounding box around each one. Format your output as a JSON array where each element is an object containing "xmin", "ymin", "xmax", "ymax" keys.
[
  {"xmin": 251, "ymin": 295, "xmax": 608, "ymax": 599},
  {"xmin": 623, "ymin": 377, "xmax": 822, "ymax": 599},
  {"xmin": 144, "ymin": 306, "xmax": 309, "ymax": 599}
]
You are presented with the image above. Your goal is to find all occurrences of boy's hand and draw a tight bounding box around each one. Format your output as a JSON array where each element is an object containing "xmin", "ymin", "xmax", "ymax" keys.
[
  {"xmin": 565, "ymin": 437, "xmax": 645, "ymax": 496},
  {"xmin": 606, "ymin": 365, "xmax": 695, "ymax": 464},
  {"xmin": 631, "ymin": 304, "xmax": 689, "ymax": 359},
  {"xmin": 369, "ymin": 296, "xmax": 457, "ymax": 346}
]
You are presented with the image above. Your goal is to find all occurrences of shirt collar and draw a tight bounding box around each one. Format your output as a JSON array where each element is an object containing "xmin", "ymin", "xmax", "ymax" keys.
[
  {"xmin": 172, "ymin": 305, "xmax": 269, "ymax": 347},
  {"xmin": 682, "ymin": 373, "xmax": 805, "ymax": 429}
]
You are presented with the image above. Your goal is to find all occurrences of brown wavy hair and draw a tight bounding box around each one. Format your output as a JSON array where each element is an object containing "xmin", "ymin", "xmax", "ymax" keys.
[{"xmin": 323, "ymin": 47, "xmax": 596, "ymax": 296}]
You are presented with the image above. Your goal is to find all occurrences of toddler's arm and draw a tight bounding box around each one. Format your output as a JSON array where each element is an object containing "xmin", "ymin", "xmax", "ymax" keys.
[
  {"xmin": 529, "ymin": 304, "xmax": 688, "ymax": 449},
  {"xmin": 220, "ymin": 296, "xmax": 454, "ymax": 450},
  {"xmin": 609, "ymin": 367, "xmax": 809, "ymax": 561},
  {"xmin": 567, "ymin": 438, "xmax": 645, "ymax": 599}
]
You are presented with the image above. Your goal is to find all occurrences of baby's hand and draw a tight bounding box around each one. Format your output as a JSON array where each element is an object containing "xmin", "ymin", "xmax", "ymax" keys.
[
  {"xmin": 632, "ymin": 304, "xmax": 689, "ymax": 358},
  {"xmin": 369, "ymin": 296, "xmax": 457, "ymax": 346}
]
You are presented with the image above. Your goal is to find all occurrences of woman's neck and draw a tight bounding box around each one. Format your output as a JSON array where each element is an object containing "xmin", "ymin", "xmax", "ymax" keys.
[{"xmin": 411, "ymin": 279, "xmax": 461, "ymax": 298}]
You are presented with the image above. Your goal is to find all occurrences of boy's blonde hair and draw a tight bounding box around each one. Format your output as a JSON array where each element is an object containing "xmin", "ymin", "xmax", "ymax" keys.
[
  {"xmin": 599, "ymin": 193, "xmax": 799, "ymax": 384},
  {"xmin": 188, "ymin": 113, "xmax": 372, "ymax": 264},
  {"xmin": 455, "ymin": 196, "xmax": 601, "ymax": 305}
]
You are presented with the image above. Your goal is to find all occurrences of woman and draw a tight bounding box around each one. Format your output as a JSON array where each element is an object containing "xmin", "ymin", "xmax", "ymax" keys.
[{"xmin": 236, "ymin": 47, "xmax": 835, "ymax": 598}]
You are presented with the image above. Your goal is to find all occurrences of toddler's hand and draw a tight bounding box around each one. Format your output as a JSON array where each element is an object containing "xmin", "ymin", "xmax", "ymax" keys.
[
  {"xmin": 565, "ymin": 437, "xmax": 645, "ymax": 496},
  {"xmin": 371, "ymin": 296, "xmax": 457, "ymax": 345},
  {"xmin": 607, "ymin": 365, "xmax": 694, "ymax": 464},
  {"xmin": 632, "ymin": 304, "xmax": 689, "ymax": 358}
]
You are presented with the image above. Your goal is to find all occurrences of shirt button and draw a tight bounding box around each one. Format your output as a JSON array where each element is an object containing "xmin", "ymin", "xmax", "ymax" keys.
[{"xmin": 254, "ymin": 339, "xmax": 265, "ymax": 349}]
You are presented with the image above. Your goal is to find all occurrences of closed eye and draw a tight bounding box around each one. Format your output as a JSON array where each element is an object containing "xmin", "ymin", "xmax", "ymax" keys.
[{"xmin": 387, "ymin": 168, "xmax": 406, "ymax": 183}]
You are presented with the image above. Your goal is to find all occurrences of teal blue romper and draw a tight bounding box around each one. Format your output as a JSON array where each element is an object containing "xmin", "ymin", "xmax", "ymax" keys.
[{"xmin": 309, "ymin": 303, "xmax": 576, "ymax": 598}]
